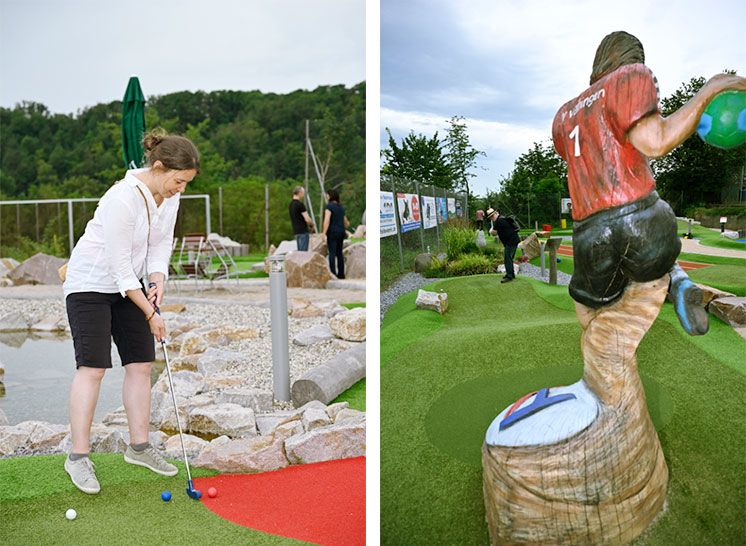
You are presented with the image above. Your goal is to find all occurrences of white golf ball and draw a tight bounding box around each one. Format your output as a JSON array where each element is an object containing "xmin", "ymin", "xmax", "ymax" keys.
[{"xmin": 65, "ymin": 508, "xmax": 77, "ymax": 520}]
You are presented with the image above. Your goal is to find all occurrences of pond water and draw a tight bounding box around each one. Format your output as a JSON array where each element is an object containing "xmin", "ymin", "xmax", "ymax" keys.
[{"xmin": 0, "ymin": 333, "xmax": 163, "ymax": 426}]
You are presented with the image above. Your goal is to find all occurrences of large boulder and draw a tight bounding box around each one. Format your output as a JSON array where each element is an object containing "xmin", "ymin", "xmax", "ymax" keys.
[
  {"xmin": 8, "ymin": 253, "xmax": 67, "ymax": 285},
  {"xmin": 709, "ymin": 297, "xmax": 746, "ymax": 326},
  {"xmin": 293, "ymin": 324, "xmax": 335, "ymax": 346},
  {"xmin": 291, "ymin": 343, "xmax": 366, "ymax": 407},
  {"xmin": 414, "ymin": 253, "xmax": 433, "ymax": 273},
  {"xmin": 329, "ymin": 307, "xmax": 366, "ymax": 341},
  {"xmin": 343, "ymin": 242, "xmax": 366, "ymax": 279},
  {"xmin": 0, "ymin": 257, "xmax": 20, "ymax": 279},
  {"xmin": 352, "ymin": 225, "xmax": 366, "ymax": 239},
  {"xmin": 416, "ymin": 289, "xmax": 449, "ymax": 314},
  {"xmin": 0, "ymin": 311, "xmax": 29, "ymax": 332},
  {"xmin": 285, "ymin": 251, "xmax": 332, "ymax": 288},
  {"xmin": 309, "ymin": 234, "xmax": 328, "ymax": 256},
  {"xmin": 215, "ymin": 388, "xmax": 273, "ymax": 412},
  {"xmin": 194, "ymin": 426, "xmax": 293, "ymax": 473},
  {"xmin": 30, "ymin": 313, "xmax": 67, "ymax": 332},
  {"xmin": 284, "ymin": 421, "xmax": 366, "ymax": 464},
  {"xmin": 274, "ymin": 240, "xmax": 298, "ymax": 255},
  {"xmin": 189, "ymin": 403, "xmax": 257, "ymax": 438},
  {"xmin": 164, "ymin": 433, "xmax": 209, "ymax": 460},
  {"xmin": 179, "ymin": 326, "xmax": 260, "ymax": 357}
]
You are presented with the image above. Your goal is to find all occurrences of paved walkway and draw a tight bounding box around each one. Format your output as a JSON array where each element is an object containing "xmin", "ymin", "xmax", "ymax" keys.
[{"xmin": 679, "ymin": 238, "xmax": 746, "ymax": 259}]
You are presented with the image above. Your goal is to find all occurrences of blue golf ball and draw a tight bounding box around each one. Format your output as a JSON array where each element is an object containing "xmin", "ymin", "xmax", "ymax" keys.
[{"xmin": 161, "ymin": 491, "xmax": 172, "ymax": 502}]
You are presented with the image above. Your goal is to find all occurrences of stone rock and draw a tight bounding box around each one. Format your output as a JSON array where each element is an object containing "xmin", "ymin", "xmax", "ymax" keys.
[
  {"xmin": 285, "ymin": 251, "xmax": 332, "ymax": 288},
  {"xmin": 0, "ymin": 311, "xmax": 29, "ymax": 332},
  {"xmin": 0, "ymin": 257, "xmax": 21, "ymax": 278},
  {"xmin": 268, "ymin": 244, "xmax": 277, "ymax": 256},
  {"xmin": 329, "ymin": 307, "xmax": 366, "ymax": 341},
  {"xmin": 325, "ymin": 402, "xmax": 350, "ymax": 421},
  {"xmin": 0, "ymin": 359, "xmax": 5, "ymax": 378},
  {"xmin": 302, "ymin": 407, "xmax": 332, "ymax": 431},
  {"xmin": 343, "ymin": 242, "xmax": 366, "ymax": 279},
  {"xmin": 309, "ymin": 234, "xmax": 328, "ymax": 256},
  {"xmin": 196, "ymin": 348, "xmax": 245, "ymax": 376},
  {"xmin": 518, "ymin": 232, "xmax": 541, "ymax": 261},
  {"xmin": 291, "ymin": 343, "xmax": 366, "ymax": 407},
  {"xmin": 150, "ymin": 391, "xmax": 189, "ymax": 430},
  {"xmin": 323, "ymin": 302, "xmax": 348, "ymax": 318},
  {"xmin": 8, "ymin": 253, "xmax": 67, "ymax": 285},
  {"xmin": 250, "ymin": 262, "xmax": 266, "ymax": 273},
  {"xmin": 293, "ymin": 324, "xmax": 335, "ymax": 346},
  {"xmin": 160, "ymin": 303, "xmax": 187, "ymax": 314},
  {"xmin": 189, "ymin": 404, "xmax": 257, "ymax": 438},
  {"xmin": 57, "ymin": 424, "xmax": 128, "ymax": 453},
  {"xmin": 30, "ymin": 313, "xmax": 67, "ymax": 332},
  {"xmin": 709, "ymin": 297, "xmax": 746, "ymax": 326},
  {"xmin": 0, "ymin": 425, "xmax": 29, "ymax": 455},
  {"xmin": 153, "ymin": 370, "xmax": 205, "ymax": 398},
  {"xmin": 215, "ymin": 388, "xmax": 273, "ymax": 412},
  {"xmin": 331, "ymin": 339, "xmax": 357, "ymax": 351},
  {"xmin": 0, "ymin": 408, "xmax": 7, "ymax": 426},
  {"xmin": 195, "ymin": 432, "xmax": 289, "ymax": 473},
  {"xmin": 204, "ymin": 374, "xmax": 245, "ymax": 391},
  {"xmin": 211, "ymin": 435, "xmax": 232, "ymax": 446},
  {"xmin": 275, "ymin": 240, "xmax": 298, "ymax": 255},
  {"xmin": 352, "ymin": 225, "xmax": 366, "ymax": 239},
  {"xmin": 334, "ymin": 408, "xmax": 366, "ymax": 425},
  {"xmin": 416, "ymin": 289, "xmax": 448, "ymax": 314},
  {"xmin": 164, "ymin": 433, "xmax": 209, "ymax": 460},
  {"xmin": 284, "ymin": 422, "xmax": 366, "ymax": 464},
  {"xmin": 103, "ymin": 407, "xmax": 128, "ymax": 427},
  {"xmin": 697, "ymin": 284, "xmax": 736, "ymax": 309},
  {"xmin": 255, "ymin": 411, "xmax": 296, "ymax": 436},
  {"xmin": 170, "ymin": 354, "xmax": 201, "ymax": 372},
  {"xmin": 414, "ymin": 253, "xmax": 433, "ymax": 273},
  {"xmin": 179, "ymin": 331, "xmax": 209, "ymax": 356},
  {"xmin": 289, "ymin": 298, "xmax": 326, "ymax": 318},
  {"xmin": 0, "ymin": 278, "xmax": 13, "ymax": 287}
]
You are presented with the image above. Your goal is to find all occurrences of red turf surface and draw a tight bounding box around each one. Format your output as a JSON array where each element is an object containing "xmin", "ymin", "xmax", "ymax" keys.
[{"xmin": 194, "ymin": 457, "xmax": 365, "ymax": 546}]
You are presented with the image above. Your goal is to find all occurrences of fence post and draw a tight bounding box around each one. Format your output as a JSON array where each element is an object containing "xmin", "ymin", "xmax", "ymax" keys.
[
  {"xmin": 35, "ymin": 203, "xmax": 40, "ymax": 241},
  {"xmin": 392, "ymin": 177, "xmax": 405, "ymax": 272},
  {"xmin": 415, "ymin": 180, "xmax": 425, "ymax": 252},
  {"xmin": 265, "ymin": 184, "xmax": 270, "ymax": 252},
  {"xmin": 67, "ymin": 200, "xmax": 74, "ymax": 256},
  {"xmin": 218, "ymin": 186, "xmax": 223, "ymax": 234},
  {"xmin": 204, "ymin": 195, "xmax": 211, "ymax": 235}
]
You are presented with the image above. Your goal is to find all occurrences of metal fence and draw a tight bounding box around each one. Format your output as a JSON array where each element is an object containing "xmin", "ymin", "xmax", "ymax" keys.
[{"xmin": 380, "ymin": 174, "xmax": 468, "ymax": 277}]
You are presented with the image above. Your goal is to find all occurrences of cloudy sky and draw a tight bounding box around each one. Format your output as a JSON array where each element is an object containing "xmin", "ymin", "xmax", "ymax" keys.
[
  {"xmin": 0, "ymin": 0, "xmax": 364, "ymax": 114},
  {"xmin": 381, "ymin": 0, "xmax": 746, "ymax": 196}
]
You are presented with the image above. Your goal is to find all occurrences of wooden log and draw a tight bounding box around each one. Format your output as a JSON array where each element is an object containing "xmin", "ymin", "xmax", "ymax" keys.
[
  {"xmin": 290, "ymin": 343, "xmax": 366, "ymax": 407},
  {"xmin": 483, "ymin": 277, "xmax": 669, "ymax": 545}
]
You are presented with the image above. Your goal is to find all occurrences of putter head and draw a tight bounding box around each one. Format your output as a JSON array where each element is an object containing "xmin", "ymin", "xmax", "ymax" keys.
[{"xmin": 187, "ymin": 480, "xmax": 202, "ymax": 500}]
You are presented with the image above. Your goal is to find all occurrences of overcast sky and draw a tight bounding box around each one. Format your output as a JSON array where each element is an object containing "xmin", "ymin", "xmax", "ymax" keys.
[
  {"xmin": 381, "ymin": 0, "xmax": 746, "ymax": 196},
  {"xmin": 0, "ymin": 0, "xmax": 365, "ymax": 114}
]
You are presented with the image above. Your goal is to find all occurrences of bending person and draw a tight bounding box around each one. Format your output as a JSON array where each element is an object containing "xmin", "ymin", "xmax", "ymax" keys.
[
  {"xmin": 63, "ymin": 129, "xmax": 199, "ymax": 494},
  {"xmin": 552, "ymin": 30, "xmax": 746, "ymax": 335}
]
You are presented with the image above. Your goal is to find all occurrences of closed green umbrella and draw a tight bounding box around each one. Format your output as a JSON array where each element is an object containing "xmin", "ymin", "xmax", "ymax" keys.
[{"xmin": 122, "ymin": 75, "xmax": 145, "ymax": 168}]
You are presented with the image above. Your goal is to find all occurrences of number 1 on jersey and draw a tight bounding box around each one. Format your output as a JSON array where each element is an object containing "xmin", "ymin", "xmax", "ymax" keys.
[{"xmin": 569, "ymin": 125, "xmax": 580, "ymax": 157}]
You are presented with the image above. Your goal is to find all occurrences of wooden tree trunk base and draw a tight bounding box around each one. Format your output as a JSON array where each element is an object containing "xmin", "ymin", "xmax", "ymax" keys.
[{"xmin": 482, "ymin": 278, "xmax": 670, "ymax": 545}]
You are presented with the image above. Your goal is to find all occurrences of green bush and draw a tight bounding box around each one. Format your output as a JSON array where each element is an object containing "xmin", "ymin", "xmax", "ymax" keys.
[
  {"xmin": 443, "ymin": 226, "xmax": 478, "ymax": 260},
  {"xmin": 685, "ymin": 204, "xmax": 746, "ymax": 218},
  {"xmin": 445, "ymin": 253, "xmax": 495, "ymax": 276},
  {"xmin": 424, "ymin": 255, "xmax": 449, "ymax": 278}
]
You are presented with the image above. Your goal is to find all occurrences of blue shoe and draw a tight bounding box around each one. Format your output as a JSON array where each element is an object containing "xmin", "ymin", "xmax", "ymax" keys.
[{"xmin": 670, "ymin": 277, "xmax": 709, "ymax": 336}]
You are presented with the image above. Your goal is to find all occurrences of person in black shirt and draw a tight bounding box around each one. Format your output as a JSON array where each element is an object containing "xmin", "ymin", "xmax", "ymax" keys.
[
  {"xmin": 322, "ymin": 188, "xmax": 350, "ymax": 278},
  {"xmin": 289, "ymin": 186, "xmax": 314, "ymax": 251},
  {"xmin": 486, "ymin": 207, "xmax": 520, "ymax": 283}
]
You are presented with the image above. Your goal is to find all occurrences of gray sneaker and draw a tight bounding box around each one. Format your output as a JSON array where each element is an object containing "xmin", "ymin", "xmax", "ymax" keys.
[
  {"xmin": 65, "ymin": 456, "xmax": 101, "ymax": 494},
  {"xmin": 124, "ymin": 445, "xmax": 178, "ymax": 476}
]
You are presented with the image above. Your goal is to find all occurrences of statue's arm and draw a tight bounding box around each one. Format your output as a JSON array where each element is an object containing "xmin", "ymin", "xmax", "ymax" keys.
[{"xmin": 628, "ymin": 73, "xmax": 746, "ymax": 158}]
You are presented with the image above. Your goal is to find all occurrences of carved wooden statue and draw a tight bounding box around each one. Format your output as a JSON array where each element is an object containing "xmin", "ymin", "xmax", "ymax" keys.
[{"xmin": 482, "ymin": 31, "xmax": 746, "ymax": 545}]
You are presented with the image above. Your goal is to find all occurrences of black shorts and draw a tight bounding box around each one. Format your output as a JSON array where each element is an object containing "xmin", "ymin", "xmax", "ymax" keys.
[
  {"xmin": 66, "ymin": 291, "xmax": 155, "ymax": 369},
  {"xmin": 569, "ymin": 191, "xmax": 680, "ymax": 308}
]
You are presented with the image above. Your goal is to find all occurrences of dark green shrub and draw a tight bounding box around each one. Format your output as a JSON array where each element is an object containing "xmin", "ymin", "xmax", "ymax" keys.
[
  {"xmin": 445, "ymin": 253, "xmax": 495, "ymax": 276},
  {"xmin": 443, "ymin": 226, "xmax": 478, "ymax": 260}
]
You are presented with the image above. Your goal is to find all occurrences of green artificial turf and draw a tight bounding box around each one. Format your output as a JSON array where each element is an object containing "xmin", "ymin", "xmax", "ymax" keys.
[
  {"xmin": 342, "ymin": 302, "xmax": 366, "ymax": 309},
  {"xmin": 380, "ymin": 275, "xmax": 746, "ymax": 545},
  {"xmin": 676, "ymin": 220, "xmax": 746, "ymax": 251},
  {"xmin": 686, "ymin": 264, "xmax": 746, "ymax": 296},
  {"xmin": 332, "ymin": 378, "xmax": 366, "ymax": 411},
  {"xmin": 0, "ymin": 454, "xmax": 306, "ymax": 545}
]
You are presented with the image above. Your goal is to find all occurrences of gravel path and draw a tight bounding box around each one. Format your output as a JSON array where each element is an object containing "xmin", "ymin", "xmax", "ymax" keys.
[{"xmin": 381, "ymin": 265, "xmax": 571, "ymax": 322}]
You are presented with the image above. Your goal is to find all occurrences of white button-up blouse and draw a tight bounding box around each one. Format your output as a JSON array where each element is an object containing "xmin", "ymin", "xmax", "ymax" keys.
[{"xmin": 63, "ymin": 168, "xmax": 180, "ymax": 298}]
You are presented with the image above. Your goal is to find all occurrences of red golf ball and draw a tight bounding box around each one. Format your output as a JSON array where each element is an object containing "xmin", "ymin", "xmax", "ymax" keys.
[{"xmin": 207, "ymin": 487, "xmax": 218, "ymax": 498}]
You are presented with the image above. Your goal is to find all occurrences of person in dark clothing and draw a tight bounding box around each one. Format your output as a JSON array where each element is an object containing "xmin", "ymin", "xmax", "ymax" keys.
[
  {"xmin": 322, "ymin": 188, "xmax": 350, "ymax": 279},
  {"xmin": 486, "ymin": 207, "xmax": 520, "ymax": 283},
  {"xmin": 289, "ymin": 186, "xmax": 314, "ymax": 251}
]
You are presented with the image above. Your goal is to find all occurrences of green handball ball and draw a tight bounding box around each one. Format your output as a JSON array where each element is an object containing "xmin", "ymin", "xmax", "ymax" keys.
[{"xmin": 697, "ymin": 90, "xmax": 746, "ymax": 149}]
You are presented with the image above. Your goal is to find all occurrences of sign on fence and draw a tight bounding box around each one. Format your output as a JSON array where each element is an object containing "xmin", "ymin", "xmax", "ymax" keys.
[
  {"xmin": 422, "ymin": 196, "xmax": 437, "ymax": 229},
  {"xmin": 437, "ymin": 197, "xmax": 447, "ymax": 224},
  {"xmin": 397, "ymin": 193, "xmax": 421, "ymax": 233},
  {"xmin": 380, "ymin": 191, "xmax": 397, "ymax": 237},
  {"xmin": 561, "ymin": 198, "xmax": 573, "ymax": 214},
  {"xmin": 447, "ymin": 198, "xmax": 456, "ymax": 216}
]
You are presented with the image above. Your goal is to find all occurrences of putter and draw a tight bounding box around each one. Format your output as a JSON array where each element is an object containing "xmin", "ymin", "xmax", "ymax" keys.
[{"xmin": 150, "ymin": 283, "xmax": 201, "ymax": 500}]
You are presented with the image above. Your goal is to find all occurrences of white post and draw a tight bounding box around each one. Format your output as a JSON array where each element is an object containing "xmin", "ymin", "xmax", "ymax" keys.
[{"xmin": 204, "ymin": 195, "xmax": 211, "ymax": 235}]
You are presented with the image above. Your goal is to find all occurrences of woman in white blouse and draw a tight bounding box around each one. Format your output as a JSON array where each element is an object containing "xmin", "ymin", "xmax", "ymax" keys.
[{"xmin": 62, "ymin": 130, "xmax": 199, "ymax": 494}]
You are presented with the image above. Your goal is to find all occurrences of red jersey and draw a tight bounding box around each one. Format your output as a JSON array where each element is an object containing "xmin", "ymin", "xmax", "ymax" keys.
[{"xmin": 552, "ymin": 64, "xmax": 659, "ymax": 220}]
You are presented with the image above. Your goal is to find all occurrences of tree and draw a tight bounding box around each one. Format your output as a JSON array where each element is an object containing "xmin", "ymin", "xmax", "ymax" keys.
[
  {"xmin": 380, "ymin": 128, "xmax": 452, "ymax": 187},
  {"xmin": 652, "ymin": 74, "xmax": 745, "ymax": 212},
  {"xmin": 444, "ymin": 116, "xmax": 484, "ymax": 198}
]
